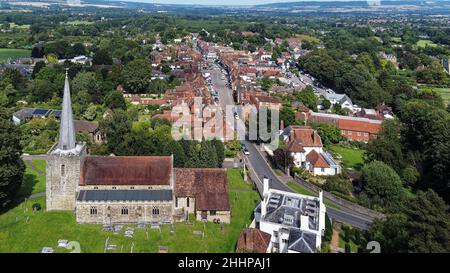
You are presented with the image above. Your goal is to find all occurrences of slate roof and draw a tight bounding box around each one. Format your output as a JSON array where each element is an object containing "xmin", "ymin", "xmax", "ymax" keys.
[
  {"xmin": 77, "ymin": 190, "xmax": 173, "ymax": 202},
  {"xmin": 80, "ymin": 156, "xmax": 172, "ymax": 186},
  {"xmin": 287, "ymin": 229, "xmax": 317, "ymax": 253},
  {"xmin": 236, "ymin": 228, "xmax": 271, "ymax": 253},
  {"xmin": 175, "ymin": 168, "xmax": 230, "ymax": 211}
]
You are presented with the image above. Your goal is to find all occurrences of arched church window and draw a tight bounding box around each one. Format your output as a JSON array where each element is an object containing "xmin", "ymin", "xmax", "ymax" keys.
[{"xmin": 61, "ymin": 164, "xmax": 65, "ymax": 177}]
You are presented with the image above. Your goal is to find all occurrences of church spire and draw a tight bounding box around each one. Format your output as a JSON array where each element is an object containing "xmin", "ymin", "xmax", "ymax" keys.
[{"xmin": 58, "ymin": 69, "xmax": 76, "ymax": 151}]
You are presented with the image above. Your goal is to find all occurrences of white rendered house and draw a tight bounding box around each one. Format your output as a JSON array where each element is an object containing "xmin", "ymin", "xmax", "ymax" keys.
[{"xmin": 253, "ymin": 177, "xmax": 326, "ymax": 253}]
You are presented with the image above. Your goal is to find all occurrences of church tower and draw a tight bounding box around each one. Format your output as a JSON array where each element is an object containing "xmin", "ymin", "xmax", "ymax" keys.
[{"xmin": 46, "ymin": 71, "xmax": 87, "ymax": 211}]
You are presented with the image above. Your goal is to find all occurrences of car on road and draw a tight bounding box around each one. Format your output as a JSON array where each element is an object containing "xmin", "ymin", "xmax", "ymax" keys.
[{"xmin": 241, "ymin": 144, "xmax": 250, "ymax": 155}]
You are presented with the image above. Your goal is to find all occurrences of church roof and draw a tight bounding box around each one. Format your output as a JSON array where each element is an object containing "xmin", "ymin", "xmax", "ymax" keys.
[
  {"xmin": 175, "ymin": 168, "xmax": 230, "ymax": 211},
  {"xmin": 77, "ymin": 190, "xmax": 173, "ymax": 202},
  {"xmin": 80, "ymin": 156, "xmax": 172, "ymax": 186},
  {"xmin": 57, "ymin": 72, "xmax": 76, "ymax": 151}
]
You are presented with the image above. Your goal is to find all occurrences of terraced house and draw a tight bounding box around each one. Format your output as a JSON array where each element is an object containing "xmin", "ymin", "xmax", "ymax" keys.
[{"xmin": 46, "ymin": 73, "xmax": 230, "ymax": 225}]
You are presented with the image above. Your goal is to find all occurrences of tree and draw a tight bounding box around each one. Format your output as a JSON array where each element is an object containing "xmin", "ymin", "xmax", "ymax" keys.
[
  {"xmin": 368, "ymin": 189, "xmax": 450, "ymax": 253},
  {"xmin": 315, "ymin": 123, "xmax": 341, "ymax": 145},
  {"xmin": 361, "ymin": 161, "xmax": 404, "ymax": 210},
  {"xmin": 31, "ymin": 61, "xmax": 46, "ymax": 79},
  {"xmin": 122, "ymin": 58, "xmax": 152, "ymax": 93},
  {"xmin": 212, "ymin": 138, "xmax": 225, "ymax": 168},
  {"xmin": 199, "ymin": 141, "xmax": 218, "ymax": 168},
  {"xmin": 72, "ymin": 72, "xmax": 104, "ymax": 104},
  {"xmin": 365, "ymin": 119, "xmax": 405, "ymax": 173},
  {"xmin": 322, "ymin": 97, "xmax": 331, "ymax": 110},
  {"xmin": 92, "ymin": 49, "xmax": 113, "ymax": 65},
  {"xmin": 295, "ymin": 86, "xmax": 318, "ymax": 111},
  {"xmin": 99, "ymin": 110, "xmax": 133, "ymax": 155},
  {"xmin": 105, "ymin": 90, "xmax": 126, "ymax": 110},
  {"xmin": 0, "ymin": 114, "xmax": 26, "ymax": 208},
  {"xmin": 279, "ymin": 106, "xmax": 295, "ymax": 127}
]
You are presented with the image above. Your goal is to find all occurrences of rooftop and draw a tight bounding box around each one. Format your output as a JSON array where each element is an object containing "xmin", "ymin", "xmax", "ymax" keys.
[
  {"xmin": 80, "ymin": 156, "xmax": 173, "ymax": 186},
  {"xmin": 77, "ymin": 190, "xmax": 173, "ymax": 202},
  {"xmin": 264, "ymin": 191, "xmax": 320, "ymax": 231}
]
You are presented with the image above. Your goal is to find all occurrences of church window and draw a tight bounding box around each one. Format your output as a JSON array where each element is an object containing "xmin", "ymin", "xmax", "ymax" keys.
[
  {"xmin": 187, "ymin": 198, "xmax": 190, "ymax": 207},
  {"xmin": 90, "ymin": 206, "xmax": 97, "ymax": 215},
  {"xmin": 112, "ymin": 186, "xmax": 117, "ymax": 190},
  {"xmin": 175, "ymin": 197, "xmax": 178, "ymax": 207},
  {"xmin": 61, "ymin": 164, "xmax": 65, "ymax": 177},
  {"xmin": 121, "ymin": 207, "xmax": 129, "ymax": 215},
  {"xmin": 130, "ymin": 186, "xmax": 135, "ymax": 189},
  {"xmin": 152, "ymin": 207, "xmax": 160, "ymax": 215}
]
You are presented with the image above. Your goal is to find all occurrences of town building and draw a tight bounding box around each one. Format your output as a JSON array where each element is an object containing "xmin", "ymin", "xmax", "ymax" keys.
[
  {"xmin": 296, "ymin": 110, "xmax": 382, "ymax": 143},
  {"xmin": 46, "ymin": 72, "xmax": 230, "ymax": 225},
  {"xmin": 251, "ymin": 178, "xmax": 326, "ymax": 253},
  {"xmin": 280, "ymin": 126, "xmax": 341, "ymax": 176}
]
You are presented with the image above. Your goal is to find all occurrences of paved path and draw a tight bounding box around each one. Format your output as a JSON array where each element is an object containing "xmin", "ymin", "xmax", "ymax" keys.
[
  {"xmin": 24, "ymin": 160, "xmax": 45, "ymax": 176},
  {"xmin": 330, "ymin": 228, "xmax": 341, "ymax": 253}
]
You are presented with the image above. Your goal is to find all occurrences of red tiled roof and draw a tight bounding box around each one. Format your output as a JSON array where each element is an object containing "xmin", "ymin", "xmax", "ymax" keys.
[
  {"xmin": 80, "ymin": 156, "xmax": 172, "ymax": 186},
  {"xmin": 306, "ymin": 150, "xmax": 329, "ymax": 168},
  {"xmin": 291, "ymin": 126, "xmax": 322, "ymax": 146},
  {"xmin": 338, "ymin": 119, "xmax": 381, "ymax": 135},
  {"xmin": 175, "ymin": 168, "xmax": 230, "ymax": 211},
  {"xmin": 236, "ymin": 228, "xmax": 271, "ymax": 253}
]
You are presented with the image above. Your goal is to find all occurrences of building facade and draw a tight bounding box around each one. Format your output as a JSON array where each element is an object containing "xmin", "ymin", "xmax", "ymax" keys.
[{"xmin": 46, "ymin": 73, "xmax": 230, "ymax": 225}]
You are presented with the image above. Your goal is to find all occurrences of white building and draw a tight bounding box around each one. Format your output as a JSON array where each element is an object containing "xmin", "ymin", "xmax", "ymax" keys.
[
  {"xmin": 280, "ymin": 126, "xmax": 341, "ymax": 176},
  {"xmin": 252, "ymin": 178, "xmax": 326, "ymax": 253},
  {"xmin": 324, "ymin": 93, "xmax": 358, "ymax": 113}
]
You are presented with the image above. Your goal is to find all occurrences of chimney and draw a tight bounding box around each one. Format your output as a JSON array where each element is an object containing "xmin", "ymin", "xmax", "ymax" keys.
[
  {"xmin": 263, "ymin": 176, "xmax": 270, "ymax": 197},
  {"xmin": 261, "ymin": 198, "xmax": 267, "ymax": 217}
]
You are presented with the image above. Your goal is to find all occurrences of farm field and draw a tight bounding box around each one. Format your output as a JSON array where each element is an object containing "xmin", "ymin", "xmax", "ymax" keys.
[{"xmin": 0, "ymin": 48, "xmax": 30, "ymax": 63}]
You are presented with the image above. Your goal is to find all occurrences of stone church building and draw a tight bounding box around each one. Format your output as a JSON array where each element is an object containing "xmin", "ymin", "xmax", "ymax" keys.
[{"xmin": 46, "ymin": 72, "xmax": 230, "ymax": 224}]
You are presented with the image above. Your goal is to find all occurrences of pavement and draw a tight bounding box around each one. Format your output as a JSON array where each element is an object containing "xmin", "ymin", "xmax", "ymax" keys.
[{"xmin": 202, "ymin": 55, "xmax": 373, "ymax": 230}]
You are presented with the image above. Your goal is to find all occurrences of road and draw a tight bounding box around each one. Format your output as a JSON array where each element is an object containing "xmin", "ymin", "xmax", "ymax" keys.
[
  {"xmin": 206, "ymin": 64, "xmax": 234, "ymax": 110},
  {"xmin": 203, "ymin": 55, "xmax": 374, "ymax": 229}
]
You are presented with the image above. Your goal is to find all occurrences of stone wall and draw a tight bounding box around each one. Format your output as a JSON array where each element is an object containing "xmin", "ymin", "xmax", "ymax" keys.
[
  {"xmin": 76, "ymin": 201, "xmax": 173, "ymax": 224},
  {"xmin": 196, "ymin": 210, "xmax": 230, "ymax": 224},
  {"xmin": 175, "ymin": 197, "xmax": 195, "ymax": 214},
  {"xmin": 46, "ymin": 146, "xmax": 86, "ymax": 211}
]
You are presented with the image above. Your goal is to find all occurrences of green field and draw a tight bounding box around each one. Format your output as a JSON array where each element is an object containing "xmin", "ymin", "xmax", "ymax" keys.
[
  {"xmin": 0, "ymin": 48, "xmax": 31, "ymax": 63},
  {"xmin": 329, "ymin": 145, "xmax": 364, "ymax": 170},
  {"xmin": 0, "ymin": 168, "xmax": 260, "ymax": 253},
  {"xmin": 65, "ymin": 20, "xmax": 95, "ymax": 26},
  {"xmin": 416, "ymin": 39, "xmax": 438, "ymax": 48}
]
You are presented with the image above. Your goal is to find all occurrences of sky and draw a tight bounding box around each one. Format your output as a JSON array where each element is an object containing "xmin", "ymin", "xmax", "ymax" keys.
[{"xmin": 111, "ymin": 0, "xmax": 384, "ymax": 7}]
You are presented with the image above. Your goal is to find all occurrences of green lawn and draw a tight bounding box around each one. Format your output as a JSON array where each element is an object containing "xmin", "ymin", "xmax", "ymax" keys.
[
  {"xmin": 0, "ymin": 168, "xmax": 259, "ymax": 253},
  {"xmin": 329, "ymin": 145, "xmax": 364, "ymax": 170},
  {"xmin": 416, "ymin": 39, "xmax": 438, "ymax": 48},
  {"xmin": 0, "ymin": 48, "xmax": 31, "ymax": 63},
  {"xmin": 18, "ymin": 160, "xmax": 46, "ymax": 197},
  {"xmin": 65, "ymin": 20, "xmax": 95, "ymax": 26},
  {"xmin": 433, "ymin": 88, "xmax": 450, "ymax": 105},
  {"xmin": 287, "ymin": 181, "xmax": 315, "ymax": 196}
]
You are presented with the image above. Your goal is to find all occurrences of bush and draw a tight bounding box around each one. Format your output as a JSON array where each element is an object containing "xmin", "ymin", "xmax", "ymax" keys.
[
  {"xmin": 353, "ymin": 228, "xmax": 361, "ymax": 245},
  {"xmin": 323, "ymin": 213, "xmax": 333, "ymax": 242},
  {"xmin": 32, "ymin": 203, "xmax": 41, "ymax": 211},
  {"xmin": 323, "ymin": 175, "xmax": 353, "ymax": 195},
  {"xmin": 343, "ymin": 226, "xmax": 351, "ymax": 243},
  {"xmin": 345, "ymin": 243, "xmax": 351, "ymax": 253}
]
